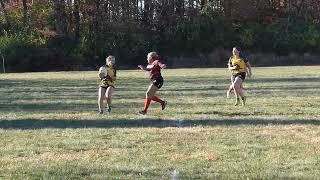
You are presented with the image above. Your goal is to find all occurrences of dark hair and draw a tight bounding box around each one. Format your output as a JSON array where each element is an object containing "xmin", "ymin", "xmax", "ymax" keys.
[{"xmin": 234, "ymin": 46, "xmax": 246, "ymax": 59}]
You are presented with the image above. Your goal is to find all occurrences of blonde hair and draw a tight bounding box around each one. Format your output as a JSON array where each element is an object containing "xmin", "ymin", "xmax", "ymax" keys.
[
  {"xmin": 106, "ymin": 55, "xmax": 115, "ymax": 65},
  {"xmin": 148, "ymin": 52, "xmax": 159, "ymax": 59}
]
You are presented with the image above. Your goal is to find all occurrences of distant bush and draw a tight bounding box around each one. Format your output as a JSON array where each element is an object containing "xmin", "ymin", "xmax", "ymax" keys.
[{"xmin": 0, "ymin": 32, "xmax": 83, "ymax": 72}]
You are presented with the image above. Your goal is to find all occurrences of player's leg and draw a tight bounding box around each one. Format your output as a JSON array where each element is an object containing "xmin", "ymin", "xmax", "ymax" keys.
[
  {"xmin": 227, "ymin": 84, "xmax": 233, "ymax": 98},
  {"xmin": 152, "ymin": 96, "xmax": 167, "ymax": 110},
  {"xmin": 227, "ymin": 75, "xmax": 235, "ymax": 98},
  {"xmin": 106, "ymin": 86, "xmax": 114, "ymax": 113},
  {"xmin": 238, "ymin": 73, "xmax": 246, "ymax": 106},
  {"xmin": 98, "ymin": 87, "xmax": 107, "ymax": 114},
  {"xmin": 151, "ymin": 78, "xmax": 166, "ymax": 110},
  {"xmin": 139, "ymin": 84, "xmax": 158, "ymax": 114},
  {"xmin": 239, "ymin": 80, "xmax": 246, "ymax": 106},
  {"xmin": 232, "ymin": 77, "xmax": 243, "ymax": 106}
]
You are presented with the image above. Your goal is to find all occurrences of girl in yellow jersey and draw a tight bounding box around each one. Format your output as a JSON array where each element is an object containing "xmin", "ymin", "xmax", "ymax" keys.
[
  {"xmin": 98, "ymin": 56, "xmax": 117, "ymax": 114},
  {"xmin": 228, "ymin": 47, "xmax": 252, "ymax": 106},
  {"xmin": 226, "ymin": 51, "xmax": 248, "ymax": 98}
]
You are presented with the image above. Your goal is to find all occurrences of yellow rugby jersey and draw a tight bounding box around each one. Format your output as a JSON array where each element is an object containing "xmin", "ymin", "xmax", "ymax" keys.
[
  {"xmin": 228, "ymin": 55, "xmax": 248, "ymax": 74},
  {"xmin": 99, "ymin": 65, "xmax": 116, "ymax": 88}
]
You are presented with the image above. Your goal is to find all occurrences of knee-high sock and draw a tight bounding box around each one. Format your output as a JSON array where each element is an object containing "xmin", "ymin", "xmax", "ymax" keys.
[
  {"xmin": 152, "ymin": 96, "xmax": 164, "ymax": 104},
  {"xmin": 144, "ymin": 98, "xmax": 152, "ymax": 111}
]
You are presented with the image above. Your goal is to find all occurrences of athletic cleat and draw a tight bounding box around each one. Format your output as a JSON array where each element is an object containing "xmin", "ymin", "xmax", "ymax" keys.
[
  {"xmin": 161, "ymin": 101, "xmax": 167, "ymax": 110},
  {"xmin": 99, "ymin": 110, "xmax": 103, "ymax": 114},
  {"xmin": 139, "ymin": 110, "xmax": 147, "ymax": 115},
  {"xmin": 107, "ymin": 106, "xmax": 112, "ymax": 113},
  {"xmin": 241, "ymin": 97, "xmax": 246, "ymax": 106}
]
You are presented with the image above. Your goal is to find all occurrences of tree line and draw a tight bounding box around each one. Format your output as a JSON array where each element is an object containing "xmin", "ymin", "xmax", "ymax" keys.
[{"xmin": 1, "ymin": 0, "xmax": 320, "ymax": 71}]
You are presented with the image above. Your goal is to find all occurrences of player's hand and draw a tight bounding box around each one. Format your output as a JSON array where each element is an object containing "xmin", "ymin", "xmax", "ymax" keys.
[
  {"xmin": 230, "ymin": 65, "xmax": 238, "ymax": 70},
  {"xmin": 146, "ymin": 64, "xmax": 154, "ymax": 69},
  {"xmin": 104, "ymin": 75, "xmax": 111, "ymax": 80},
  {"xmin": 138, "ymin": 65, "xmax": 144, "ymax": 70}
]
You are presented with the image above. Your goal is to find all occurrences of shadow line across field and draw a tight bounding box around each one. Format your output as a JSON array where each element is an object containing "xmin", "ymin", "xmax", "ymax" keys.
[{"xmin": 0, "ymin": 118, "xmax": 319, "ymax": 129}]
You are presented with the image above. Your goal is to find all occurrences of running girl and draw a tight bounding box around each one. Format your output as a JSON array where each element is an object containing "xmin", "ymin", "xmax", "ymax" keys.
[
  {"xmin": 138, "ymin": 52, "xmax": 167, "ymax": 115},
  {"xmin": 98, "ymin": 56, "xmax": 116, "ymax": 114},
  {"xmin": 228, "ymin": 47, "xmax": 252, "ymax": 106}
]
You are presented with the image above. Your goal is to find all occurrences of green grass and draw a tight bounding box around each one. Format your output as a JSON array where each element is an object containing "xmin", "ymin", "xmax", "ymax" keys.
[{"xmin": 0, "ymin": 66, "xmax": 320, "ymax": 179}]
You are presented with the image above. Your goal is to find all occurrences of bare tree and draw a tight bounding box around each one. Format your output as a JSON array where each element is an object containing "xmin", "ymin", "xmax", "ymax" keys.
[
  {"xmin": 22, "ymin": 0, "xmax": 28, "ymax": 25},
  {"xmin": 74, "ymin": 0, "xmax": 80, "ymax": 40},
  {"xmin": 54, "ymin": 0, "xmax": 67, "ymax": 34},
  {"xmin": 175, "ymin": 0, "xmax": 185, "ymax": 18},
  {"xmin": 143, "ymin": 0, "xmax": 152, "ymax": 29},
  {"xmin": 0, "ymin": 50, "xmax": 5, "ymax": 73}
]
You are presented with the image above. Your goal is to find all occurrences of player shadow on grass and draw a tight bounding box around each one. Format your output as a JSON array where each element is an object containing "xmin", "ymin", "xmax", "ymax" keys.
[{"xmin": 0, "ymin": 118, "xmax": 319, "ymax": 129}]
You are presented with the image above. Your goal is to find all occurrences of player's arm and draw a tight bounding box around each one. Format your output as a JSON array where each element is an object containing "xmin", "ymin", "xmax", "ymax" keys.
[
  {"xmin": 110, "ymin": 75, "xmax": 116, "ymax": 81},
  {"xmin": 228, "ymin": 58, "xmax": 238, "ymax": 70},
  {"xmin": 109, "ymin": 76, "xmax": 116, "ymax": 81},
  {"xmin": 108, "ymin": 70, "xmax": 116, "ymax": 81},
  {"xmin": 98, "ymin": 72, "xmax": 105, "ymax": 79},
  {"xmin": 157, "ymin": 61, "xmax": 167, "ymax": 69},
  {"xmin": 105, "ymin": 73, "xmax": 115, "ymax": 81},
  {"xmin": 138, "ymin": 65, "xmax": 152, "ymax": 71},
  {"xmin": 99, "ymin": 73, "xmax": 112, "ymax": 80},
  {"xmin": 246, "ymin": 62, "xmax": 252, "ymax": 77}
]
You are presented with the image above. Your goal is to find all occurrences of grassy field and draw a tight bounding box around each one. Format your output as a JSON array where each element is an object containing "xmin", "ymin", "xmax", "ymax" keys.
[{"xmin": 0, "ymin": 66, "xmax": 320, "ymax": 179}]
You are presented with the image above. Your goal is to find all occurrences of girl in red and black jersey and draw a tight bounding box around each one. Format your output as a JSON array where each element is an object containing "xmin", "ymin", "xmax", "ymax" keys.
[{"xmin": 138, "ymin": 52, "xmax": 167, "ymax": 115}]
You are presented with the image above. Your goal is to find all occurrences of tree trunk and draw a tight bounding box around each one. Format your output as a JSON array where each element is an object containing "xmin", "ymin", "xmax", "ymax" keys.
[
  {"xmin": 223, "ymin": 0, "xmax": 232, "ymax": 20},
  {"xmin": 143, "ymin": 0, "xmax": 151, "ymax": 29},
  {"xmin": 54, "ymin": 0, "xmax": 67, "ymax": 34},
  {"xmin": 188, "ymin": 0, "xmax": 195, "ymax": 18},
  {"xmin": 94, "ymin": 0, "xmax": 101, "ymax": 58},
  {"xmin": 74, "ymin": 0, "xmax": 80, "ymax": 40},
  {"xmin": 0, "ymin": 50, "xmax": 5, "ymax": 73},
  {"xmin": 22, "ymin": 0, "xmax": 28, "ymax": 26},
  {"xmin": 175, "ymin": 0, "xmax": 184, "ymax": 18}
]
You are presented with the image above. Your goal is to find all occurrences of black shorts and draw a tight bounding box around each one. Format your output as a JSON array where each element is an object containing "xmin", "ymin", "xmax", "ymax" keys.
[
  {"xmin": 232, "ymin": 72, "xmax": 246, "ymax": 81},
  {"xmin": 100, "ymin": 85, "xmax": 115, "ymax": 89},
  {"xmin": 151, "ymin": 77, "xmax": 164, "ymax": 89}
]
